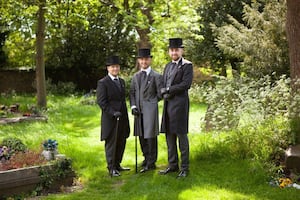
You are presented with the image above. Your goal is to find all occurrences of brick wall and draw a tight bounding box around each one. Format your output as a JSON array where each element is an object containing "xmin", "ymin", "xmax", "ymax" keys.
[
  {"xmin": 0, "ymin": 69, "xmax": 36, "ymax": 93},
  {"xmin": 0, "ymin": 68, "xmax": 106, "ymax": 93}
]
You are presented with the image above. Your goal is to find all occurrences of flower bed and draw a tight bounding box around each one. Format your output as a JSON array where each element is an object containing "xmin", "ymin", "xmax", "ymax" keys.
[
  {"xmin": 0, "ymin": 103, "xmax": 47, "ymax": 124},
  {"xmin": 0, "ymin": 138, "xmax": 76, "ymax": 198}
]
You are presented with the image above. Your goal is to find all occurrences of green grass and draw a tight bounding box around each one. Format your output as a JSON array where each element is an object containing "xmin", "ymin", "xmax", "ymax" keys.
[{"xmin": 0, "ymin": 95, "xmax": 299, "ymax": 200}]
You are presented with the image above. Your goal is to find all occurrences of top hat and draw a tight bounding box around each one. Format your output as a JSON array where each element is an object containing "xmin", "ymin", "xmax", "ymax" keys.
[
  {"xmin": 137, "ymin": 48, "xmax": 152, "ymax": 58},
  {"xmin": 168, "ymin": 38, "xmax": 184, "ymax": 48},
  {"xmin": 106, "ymin": 55, "xmax": 120, "ymax": 66}
]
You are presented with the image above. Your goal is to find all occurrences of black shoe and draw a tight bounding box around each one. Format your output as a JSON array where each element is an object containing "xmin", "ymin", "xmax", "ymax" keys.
[
  {"xmin": 139, "ymin": 160, "xmax": 147, "ymax": 167},
  {"xmin": 159, "ymin": 167, "xmax": 179, "ymax": 175},
  {"xmin": 140, "ymin": 165, "xmax": 156, "ymax": 173},
  {"xmin": 177, "ymin": 170, "xmax": 188, "ymax": 178},
  {"xmin": 117, "ymin": 166, "xmax": 130, "ymax": 171},
  {"xmin": 110, "ymin": 169, "xmax": 121, "ymax": 177}
]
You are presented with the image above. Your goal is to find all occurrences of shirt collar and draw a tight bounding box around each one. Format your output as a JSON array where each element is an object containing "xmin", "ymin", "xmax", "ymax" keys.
[
  {"xmin": 140, "ymin": 66, "xmax": 151, "ymax": 75},
  {"xmin": 108, "ymin": 73, "xmax": 119, "ymax": 80},
  {"xmin": 172, "ymin": 58, "xmax": 182, "ymax": 65}
]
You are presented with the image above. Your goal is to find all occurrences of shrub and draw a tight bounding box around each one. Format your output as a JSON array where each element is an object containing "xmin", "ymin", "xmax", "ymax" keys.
[
  {"xmin": 46, "ymin": 79, "xmax": 77, "ymax": 95},
  {"xmin": 194, "ymin": 75, "xmax": 297, "ymax": 168},
  {"xmin": 1, "ymin": 137, "xmax": 27, "ymax": 154},
  {"xmin": 201, "ymin": 75, "xmax": 291, "ymax": 131},
  {"xmin": 225, "ymin": 118, "xmax": 292, "ymax": 161}
]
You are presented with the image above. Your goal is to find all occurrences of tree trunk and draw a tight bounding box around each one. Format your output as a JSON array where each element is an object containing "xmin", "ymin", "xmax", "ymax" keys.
[
  {"xmin": 135, "ymin": 0, "xmax": 154, "ymax": 49},
  {"xmin": 136, "ymin": 28, "xmax": 151, "ymax": 48},
  {"xmin": 286, "ymin": 0, "xmax": 300, "ymax": 143},
  {"xmin": 287, "ymin": 0, "xmax": 300, "ymax": 83},
  {"xmin": 36, "ymin": 0, "xmax": 47, "ymax": 108}
]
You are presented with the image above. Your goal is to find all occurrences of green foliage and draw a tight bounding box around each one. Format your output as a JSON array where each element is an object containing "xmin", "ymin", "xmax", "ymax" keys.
[
  {"xmin": 1, "ymin": 0, "xmax": 201, "ymax": 74},
  {"xmin": 46, "ymin": 2, "xmax": 136, "ymax": 71},
  {"xmin": 190, "ymin": 0, "xmax": 252, "ymax": 74},
  {"xmin": 225, "ymin": 119, "xmax": 292, "ymax": 161},
  {"xmin": 149, "ymin": 0, "xmax": 200, "ymax": 70},
  {"xmin": 1, "ymin": 137, "xmax": 27, "ymax": 153},
  {"xmin": 202, "ymin": 75, "xmax": 291, "ymax": 131},
  {"xmin": 189, "ymin": 82, "xmax": 212, "ymax": 103},
  {"xmin": 46, "ymin": 79, "xmax": 77, "ymax": 95},
  {"xmin": 0, "ymin": 1, "xmax": 38, "ymax": 68},
  {"xmin": 213, "ymin": 0, "xmax": 288, "ymax": 78},
  {"xmin": 36, "ymin": 158, "xmax": 73, "ymax": 194}
]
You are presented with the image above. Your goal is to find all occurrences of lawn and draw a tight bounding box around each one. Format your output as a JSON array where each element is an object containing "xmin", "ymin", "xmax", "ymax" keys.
[{"xmin": 0, "ymin": 94, "xmax": 299, "ymax": 200}]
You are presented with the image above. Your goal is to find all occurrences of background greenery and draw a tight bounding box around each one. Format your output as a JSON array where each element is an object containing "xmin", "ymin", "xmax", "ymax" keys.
[
  {"xmin": 0, "ymin": 91, "xmax": 298, "ymax": 199},
  {"xmin": 1, "ymin": 0, "xmax": 299, "ymax": 199},
  {"xmin": 0, "ymin": 1, "xmax": 288, "ymax": 79}
]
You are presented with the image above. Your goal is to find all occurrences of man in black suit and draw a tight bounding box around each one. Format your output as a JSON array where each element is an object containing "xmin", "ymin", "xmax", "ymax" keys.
[
  {"xmin": 96, "ymin": 55, "xmax": 130, "ymax": 177},
  {"xmin": 159, "ymin": 38, "xmax": 193, "ymax": 178}
]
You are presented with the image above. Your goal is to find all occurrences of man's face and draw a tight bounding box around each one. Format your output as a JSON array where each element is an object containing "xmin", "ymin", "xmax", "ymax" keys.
[
  {"xmin": 138, "ymin": 57, "xmax": 151, "ymax": 70},
  {"xmin": 107, "ymin": 64, "xmax": 120, "ymax": 76},
  {"xmin": 168, "ymin": 48, "xmax": 183, "ymax": 61}
]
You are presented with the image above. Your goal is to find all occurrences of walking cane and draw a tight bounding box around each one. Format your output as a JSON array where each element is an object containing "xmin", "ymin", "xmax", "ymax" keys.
[
  {"xmin": 111, "ymin": 116, "xmax": 120, "ymax": 177},
  {"xmin": 134, "ymin": 115, "xmax": 138, "ymax": 173}
]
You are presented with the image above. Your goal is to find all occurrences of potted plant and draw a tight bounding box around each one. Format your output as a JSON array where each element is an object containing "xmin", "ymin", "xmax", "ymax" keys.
[{"xmin": 42, "ymin": 139, "xmax": 58, "ymax": 160}]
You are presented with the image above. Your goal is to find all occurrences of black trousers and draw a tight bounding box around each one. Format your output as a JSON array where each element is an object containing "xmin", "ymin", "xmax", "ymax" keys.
[
  {"xmin": 104, "ymin": 124, "xmax": 127, "ymax": 171},
  {"xmin": 139, "ymin": 114, "xmax": 158, "ymax": 167},
  {"xmin": 165, "ymin": 133, "xmax": 189, "ymax": 171}
]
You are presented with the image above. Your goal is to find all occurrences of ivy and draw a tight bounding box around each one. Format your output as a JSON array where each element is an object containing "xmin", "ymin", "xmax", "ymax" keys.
[{"xmin": 36, "ymin": 158, "xmax": 74, "ymax": 195}]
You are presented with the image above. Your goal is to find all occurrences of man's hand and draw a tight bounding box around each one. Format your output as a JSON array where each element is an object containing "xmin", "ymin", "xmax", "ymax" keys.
[
  {"xmin": 113, "ymin": 111, "xmax": 122, "ymax": 118},
  {"xmin": 161, "ymin": 87, "xmax": 169, "ymax": 95},
  {"xmin": 131, "ymin": 108, "xmax": 140, "ymax": 116}
]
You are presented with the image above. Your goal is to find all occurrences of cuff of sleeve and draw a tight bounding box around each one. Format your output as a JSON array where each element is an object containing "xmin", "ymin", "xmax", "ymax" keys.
[{"xmin": 131, "ymin": 105, "xmax": 137, "ymax": 110}]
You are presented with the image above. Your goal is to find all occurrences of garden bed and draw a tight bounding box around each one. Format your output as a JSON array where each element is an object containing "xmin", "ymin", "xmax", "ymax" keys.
[
  {"xmin": 0, "ymin": 115, "xmax": 48, "ymax": 125},
  {"xmin": 0, "ymin": 161, "xmax": 75, "ymax": 198}
]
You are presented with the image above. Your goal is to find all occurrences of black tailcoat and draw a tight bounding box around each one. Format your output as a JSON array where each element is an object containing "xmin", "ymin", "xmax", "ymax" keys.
[
  {"xmin": 96, "ymin": 75, "xmax": 130, "ymax": 141},
  {"xmin": 160, "ymin": 58, "xmax": 193, "ymax": 135}
]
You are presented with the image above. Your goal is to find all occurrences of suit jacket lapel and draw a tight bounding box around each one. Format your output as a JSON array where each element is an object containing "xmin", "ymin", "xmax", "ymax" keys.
[
  {"xmin": 164, "ymin": 63, "xmax": 172, "ymax": 85},
  {"xmin": 169, "ymin": 62, "xmax": 180, "ymax": 85},
  {"xmin": 166, "ymin": 58, "xmax": 183, "ymax": 86},
  {"xmin": 119, "ymin": 78, "xmax": 126, "ymax": 96},
  {"xmin": 107, "ymin": 75, "xmax": 124, "ymax": 95}
]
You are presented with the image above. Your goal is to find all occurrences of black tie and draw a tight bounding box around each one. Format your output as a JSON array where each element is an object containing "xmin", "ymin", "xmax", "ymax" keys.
[
  {"xmin": 139, "ymin": 71, "xmax": 147, "ymax": 86},
  {"xmin": 114, "ymin": 78, "xmax": 121, "ymax": 90}
]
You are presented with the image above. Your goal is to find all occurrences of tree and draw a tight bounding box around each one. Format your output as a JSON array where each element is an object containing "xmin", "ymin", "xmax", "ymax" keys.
[
  {"xmin": 0, "ymin": 26, "xmax": 8, "ymax": 67},
  {"xmin": 213, "ymin": 0, "xmax": 288, "ymax": 79},
  {"xmin": 36, "ymin": 0, "xmax": 47, "ymax": 107},
  {"xmin": 286, "ymin": 0, "xmax": 300, "ymax": 143},
  {"xmin": 287, "ymin": 0, "xmax": 300, "ymax": 83},
  {"xmin": 45, "ymin": 1, "xmax": 137, "ymax": 75},
  {"xmin": 190, "ymin": 0, "xmax": 252, "ymax": 76},
  {"xmin": 100, "ymin": 0, "xmax": 200, "ymax": 70}
]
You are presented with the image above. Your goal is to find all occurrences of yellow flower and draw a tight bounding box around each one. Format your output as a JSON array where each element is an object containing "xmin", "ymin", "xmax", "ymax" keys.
[{"xmin": 279, "ymin": 178, "xmax": 292, "ymax": 188}]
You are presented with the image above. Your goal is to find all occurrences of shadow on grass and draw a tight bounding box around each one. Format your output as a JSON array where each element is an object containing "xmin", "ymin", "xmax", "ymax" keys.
[{"xmin": 82, "ymin": 158, "xmax": 298, "ymax": 200}]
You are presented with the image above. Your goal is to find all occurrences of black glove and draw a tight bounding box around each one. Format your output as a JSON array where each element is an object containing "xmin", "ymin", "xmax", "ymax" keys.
[
  {"xmin": 161, "ymin": 87, "xmax": 169, "ymax": 95},
  {"xmin": 132, "ymin": 108, "xmax": 140, "ymax": 116},
  {"xmin": 113, "ymin": 111, "xmax": 122, "ymax": 118}
]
